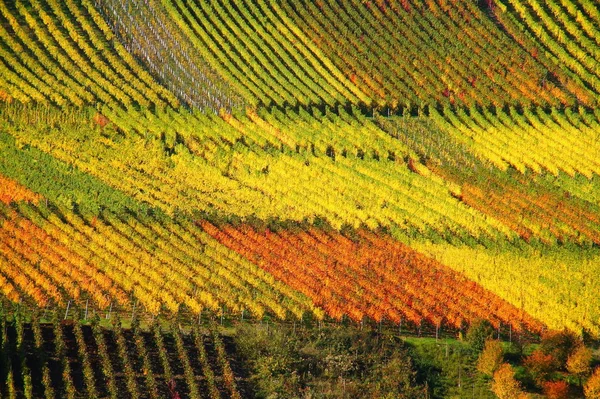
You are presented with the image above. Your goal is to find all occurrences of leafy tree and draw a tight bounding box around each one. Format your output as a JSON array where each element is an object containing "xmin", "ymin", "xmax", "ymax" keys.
[
  {"xmin": 477, "ymin": 339, "xmax": 504, "ymax": 377},
  {"xmin": 367, "ymin": 352, "xmax": 425, "ymax": 399},
  {"xmin": 539, "ymin": 330, "xmax": 578, "ymax": 370},
  {"xmin": 542, "ymin": 380, "xmax": 569, "ymax": 399},
  {"xmin": 585, "ymin": 368, "xmax": 600, "ymax": 399},
  {"xmin": 492, "ymin": 363, "xmax": 526, "ymax": 399},
  {"xmin": 523, "ymin": 349, "xmax": 555, "ymax": 385},
  {"xmin": 466, "ymin": 319, "xmax": 495, "ymax": 352},
  {"xmin": 567, "ymin": 345, "xmax": 593, "ymax": 386}
]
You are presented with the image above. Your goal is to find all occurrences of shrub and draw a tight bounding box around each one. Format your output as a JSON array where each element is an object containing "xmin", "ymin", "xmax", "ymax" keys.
[{"xmin": 477, "ymin": 339, "xmax": 504, "ymax": 376}]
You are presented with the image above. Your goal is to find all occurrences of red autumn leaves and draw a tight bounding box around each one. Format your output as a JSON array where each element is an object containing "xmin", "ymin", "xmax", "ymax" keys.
[{"xmin": 202, "ymin": 221, "xmax": 543, "ymax": 332}]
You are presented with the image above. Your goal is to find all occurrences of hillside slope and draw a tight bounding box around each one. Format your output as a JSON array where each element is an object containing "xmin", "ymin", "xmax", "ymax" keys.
[{"xmin": 0, "ymin": 0, "xmax": 599, "ymax": 338}]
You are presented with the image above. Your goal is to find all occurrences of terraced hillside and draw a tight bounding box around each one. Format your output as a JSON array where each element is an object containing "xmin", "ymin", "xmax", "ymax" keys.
[{"xmin": 1, "ymin": 0, "xmax": 600, "ymax": 396}]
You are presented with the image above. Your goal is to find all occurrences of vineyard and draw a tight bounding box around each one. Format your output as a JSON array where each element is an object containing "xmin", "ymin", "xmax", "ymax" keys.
[
  {"xmin": 0, "ymin": 306, "xmax": 247, "ymax": 399},
  {"xmin": 1, "ymin": 0, "xmax": 600, "ymax": 397}
]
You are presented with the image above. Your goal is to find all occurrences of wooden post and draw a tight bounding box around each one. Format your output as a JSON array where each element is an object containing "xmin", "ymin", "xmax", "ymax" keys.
[
  {"xmin": 106, "ymin": 302, "xmax": 113, "ymax": 320},
  {"xmin": 84, "ymin": 299, "xmax": 89, "ymax": 321},
  {"xmin": 64, "ymin": 300, "xmax": 71, "ymax": 320},
  {"xmin": 131, "ymin": 300, "xmax": 136, "ymax": 321}
]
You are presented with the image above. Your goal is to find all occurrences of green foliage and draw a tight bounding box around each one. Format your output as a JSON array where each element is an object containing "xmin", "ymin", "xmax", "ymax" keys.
[
  {"xmin": 0, "ymin": 130, "xmax": 148, "ymax": 217},
  {"xmin": 234, "ymin": 323, "xmax": 425, "ymax": 398},
  {"xmin": 466, "ymin": 319, "xmax": 496, "ymax": 353},
  {"xmin": 406, "ymin": 337, "xmax": 497, "ymax": 399}
]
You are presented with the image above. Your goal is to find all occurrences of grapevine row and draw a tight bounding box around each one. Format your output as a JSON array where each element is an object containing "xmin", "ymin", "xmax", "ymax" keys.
[
  {"xmin": 0, "ymin": 308, "xmax": 243, "ymax": 398},
  {"xmin": 0, "ymin": 0, "xmax": 175, "ymax": 108},
  {"xmin": 202, "ymin": 221, "xmax": 544, "ymax": 332}
]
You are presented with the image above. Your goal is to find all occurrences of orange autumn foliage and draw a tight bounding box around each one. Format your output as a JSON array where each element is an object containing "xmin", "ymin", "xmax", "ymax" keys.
[
  {"xmin": 585, "ymin": 368, "xmax": 600, "ymax": 399},
  {"xmin": 201, "ymin": 221, "xmax": 544, "ymax": 331},
  {"xmin": 0, "ymin": 207, "xmax": 127, "ymax": 308},
  {"xmin": 542, "ymin": 380, "xmax": 569, "ymax": 399},
  {"xmin": 433, "ymin": 166, "xmax": 600, "ymax": 245},
  {"xmin": 92, "ymin": 112, "xmax": 110, "ymax": 128},
  {"xmin": 524, "ymin": 349, "xmax": 556, "ymax": 384},
  {"xmin": 0, "ymin": 175, "xmax": 41, "ymax": 204}
]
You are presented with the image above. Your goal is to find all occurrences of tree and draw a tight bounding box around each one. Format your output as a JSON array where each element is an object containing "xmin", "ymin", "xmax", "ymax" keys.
[
  {"xmin": 585, "ymin": 368, "xmax": 600, "ymax": 399},
  {"xmin": 542, "ymin": 380, "xmax": 569, "ymax": 399},
  {"xmin": 539, "ymin": 330, "xmax": 578, "ymax": 370},
  {"xmin": 492, "ymin": 363, "xmax": 526, "ymax": 399},
  {"xmin": 466, "ymin": 319, "xmax": 495, "ymax": 352},
  {"xmin": 567, "ymin": 345, "xmax": 593, "ymax": 386},
  {"xmin": 368, "ymin": 352, "xmax": 425, "ymax": 399},
  {"xmin": 477, "ymin": 339, "xmax": 504, "ymax": 376},
  {"xmin": 524, "ymin": 349, "xmax": 555, "ymax": 385}
]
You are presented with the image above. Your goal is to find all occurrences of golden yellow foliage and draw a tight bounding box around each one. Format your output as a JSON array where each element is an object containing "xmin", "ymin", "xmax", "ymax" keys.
[
  {"xmin": 477, "ymin": 339, "xmax": 504, "ymax": 376},
  {"xmin": 492, "ymin": 363, "xmax": 525, "ymax": 399}
]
